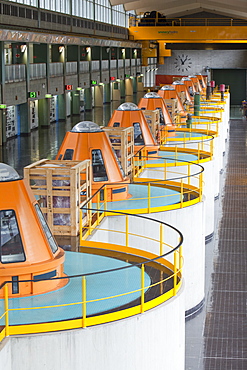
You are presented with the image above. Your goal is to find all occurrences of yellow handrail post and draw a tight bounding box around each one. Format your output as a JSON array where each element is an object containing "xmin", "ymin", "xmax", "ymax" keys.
[
  {"xmin": 141, "ymin": 264, "xmax": 145, "ymax": 313},
  {"xmin": 188, "ymin": 163, "xmax": 191, "ymax": 186},
  {"xmin": 173, "ymin": 252, "xmax": 178, "ymax": 296},
  {"xmin": 164, "ymin": 159, "xmax": 167, "ymax": 180},
  {"xmin": 79, "ymin": 209, "xmax": 83, "ymax": 244},
  {"xmin": 147, "ymin": 182, "xmax": 151, "ymax": 213},
  {"xmin": 160, "ymin": 223, "xmax": 164, "ymax": 257},
  {"xmin": 125, "ymin": 215, "xmax": 129, "ymax": 247},
  {"xmin": 88, "ymin": 208, "xmax": 92, "ymax": 235},
  {"xmin": 180, "ymin": 179, "xmax": 183, "ymax": 208},
  {"xmin": 82, "ymin": 276, "xmax": 87, "ymax": 328},
  {"xmin": 4, "ymin": 284, "xmax": 9, "ymax": 337},
  {"xmin": 104, "ymin": 186, "xmax": 107, "ymax": 211},
  {"xmin": 199, "ymin": 172, "xmax": 203, "ymax": 201},
  {"xmin": 179, "ymin": 244, "xmax": 183, "ymax": 274},
  {"xmin": 97, "ymin": 192, "xmax": 100, "ymax": 225}
]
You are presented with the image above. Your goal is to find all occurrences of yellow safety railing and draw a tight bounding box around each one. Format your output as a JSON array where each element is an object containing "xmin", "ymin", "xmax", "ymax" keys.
[
  {"xmin": 200, "ymin": 96, "xmax": 227, "ymax": 105},
  {"xmin": 159, "ymin": 140, "xmax": 214, "ymax": 163},
  {"xmin": 129, "ymin": 15, "xmax": 247, "ymax": 27},
  {"xmin": 176, "ymin": 116, "xmax": 220, "ymax": 135},
  {"xmin": 161, "ymin": 128, "xmax": 215, "ymax": 146},
  {"xmin": 214, "ymin": 86, "xmax": 230, "ymax": 93},
  {"xmin": 80, "ymin": 158, "xmax": 204, "ymax": 242},
  {"xmin": 0, "ymin": 215, "xmax": 183, "ymax": 342}
]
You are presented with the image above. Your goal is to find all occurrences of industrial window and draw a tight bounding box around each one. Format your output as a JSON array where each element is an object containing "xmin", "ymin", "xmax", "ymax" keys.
[
  {"xmin": 0, "ymin": 210, "xmax": 26, "ymax": 263},
  {"xmin": 26, "ymin": 8, "xmax": 32, "ymax": 18},
  {"xmin": 92, "ymin": 149, "xmax": 108, "ymax": 181},
  {"xmin": 35, "ymin": 204, "xmax": 58, "ymax": 254},
  {"xmin": 63, "ymin": 149, "xmax": 74, "ymax": 160},
  {"xmin": 33, "ymin": 10, "xmax": 38, "ymax": 20},
  {"xmin": 113, "ymin": 122, "xmax": 120, "ymax": 127},
  {"xmin": 133, "ymin": 122, "xmax": 144, "ymax": 145},
  {"xmin": 3, "ymin": 4, "xmax": 10, "ymax": 16},
  {"xmin": 52, "ymin": 13, "xmax": 56, "ymax": 23},
  {"xmin": 112, "ymin": 4, "xmax": 126, "ymax": 27},
  {"xmin": 19, "ymin": 7, "xmax": 25, "ymax": 17},
  {"xmin": 10, "ymin": 5, "xmax": 18, "ymax": 17},
  {"xmin": 157, "ymin": 108, "xmax": 165, "ymax": 124}
]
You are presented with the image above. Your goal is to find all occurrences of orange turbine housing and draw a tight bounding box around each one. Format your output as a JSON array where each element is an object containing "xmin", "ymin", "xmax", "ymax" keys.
[
  {"xmin": 0, "ymin": 163, "xmax": 66, "ymax": 298},
  {"xmin": 181, "ymin": 77, "xmax": 196, "ymax": 98},
  {"xmin": 138, "ymin": 92, "xmax": 174, "ymax": 127},
  {"xmin": 158, "ymin": 85, "xmax": 186, "ymax": 115},
  {"xmin": 188, "ymin": 75, "xmax": 202, "ymax": 93},
  {"xmin": 196, "ymin": 74, "xmax": 207, "ymax": 90},
  {"xmin": 108, "ymin": 102, "xmax": 159, "ymax": 156},
  {"xmin": 172, "ymin": 80, "xmax": 193, "ymax": 104},
  {"xmin": 56, "ymin": 121, "xmax": 130, "ymax": 202}
]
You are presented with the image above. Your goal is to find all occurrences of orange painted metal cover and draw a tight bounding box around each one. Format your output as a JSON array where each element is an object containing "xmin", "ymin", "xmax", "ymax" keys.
[
  {"xmin": 181, "ymin": 77, "xmax": 196, "ymax": 98},
  {"xmin": 138, "ymin": 93, "xmax": 176, "ymax": 136},
  {"xmin": 172, "ymin": 80, "xmax": 193, "ymax": 104},
  {"xmin": 56, "ymin": 121, "xmax": 130, "ymax": 201},
  {"xmin": 188, "ymin": 75, "xmax": 202, "ymax": 93},
  {"xmin": 196, "ymin": 74, "xmax": 207, "ymax": 89},
  {"xmin": 108, "ymin": 102, "xmax": 159, "ymax": 155},
  {"xmin": 158, "ymin": 85, "xmax": 186, "ymax": 114},
  {"xmin": 138, "ymin": 92, "xmax": 174, "ymax": 125},
  {"xmin": 0, "ymin": 163, "xmax": 66, "ymax": 297}
]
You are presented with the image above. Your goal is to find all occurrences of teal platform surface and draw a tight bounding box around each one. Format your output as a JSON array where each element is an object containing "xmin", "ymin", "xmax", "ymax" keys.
[
  {"xmin": 0, "ymin": 252, "xmax": 151, "ymax": 325},
  {"xmin": 99, "ymin": 183, "xmax": 181, "ymax": 211}
]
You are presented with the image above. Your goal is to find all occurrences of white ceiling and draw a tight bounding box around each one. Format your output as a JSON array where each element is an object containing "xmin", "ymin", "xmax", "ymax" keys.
[{"xmin": 111, "ymin": 0, "xmax": 247, "ymax": 20}]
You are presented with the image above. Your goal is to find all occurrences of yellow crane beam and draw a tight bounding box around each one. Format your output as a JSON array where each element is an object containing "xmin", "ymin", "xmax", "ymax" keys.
[{"xmin": 129, "ymin": 26, "xmax": 247, "ymax": 43}]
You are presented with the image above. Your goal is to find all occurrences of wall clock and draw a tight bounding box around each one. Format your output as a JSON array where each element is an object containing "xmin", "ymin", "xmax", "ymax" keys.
[{"xmin": 174, "ymin": 54, "xmax": 192, "ymax": 72}]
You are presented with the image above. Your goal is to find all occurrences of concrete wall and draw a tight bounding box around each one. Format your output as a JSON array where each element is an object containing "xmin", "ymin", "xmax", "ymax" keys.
[
  {"xmin": 0, "ymin": 339, "xmax": 11, "ymax": 370},
  {"xmin": 5, "ymin": 82, "xmax": 27, "ymax": 106},
  {"xmin": 79, "ymin": 74, "xmax": 90, "ymax": 89},
  {"xmin": 49, "ymin": 76, "xmax": 64, "ymax": 96},
  {"xmin": 65, "ymin": 74, "xmax": 78, "ymax": 88},
  {"xmin": 0, "ymin": 286, "xmax": 185, "ymax": 370},
  {"xmin": 158, "ymin": 50, "xmax": 247, "ymax": 76},
  {"xmin": 29, "ymin": 79, "xmax": 47, "ymax": 100}
]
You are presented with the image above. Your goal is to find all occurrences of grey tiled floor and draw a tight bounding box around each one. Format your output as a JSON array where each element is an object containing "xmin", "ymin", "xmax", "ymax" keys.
[{"xmin": 186, "ymin": 118, "xmax": 247, "ymax": 369}]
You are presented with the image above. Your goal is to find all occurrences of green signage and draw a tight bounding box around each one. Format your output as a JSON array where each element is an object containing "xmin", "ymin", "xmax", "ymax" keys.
[
  {"xmin": 91, "ymin": 80, "xmax": 97, "ymax": 85},
  {"xmin": 28, "ymin": 92, "xmax": 37, "ymax": 98},
  {"xmin": 0, "ymin": 104, "xmax": 6, "ymax": 109}
]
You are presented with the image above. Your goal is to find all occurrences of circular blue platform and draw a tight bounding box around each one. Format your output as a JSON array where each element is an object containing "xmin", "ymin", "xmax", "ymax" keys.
[
  {"xmin": 0, "ymin": 252, "xmax": 151, "ymax": 325},
  {"xmin": 103, "ymin": 183, "xmax": 181, "ymax": 211},
  {"xmin": 157, "ymin": 150, "xmax": 198, "ymax": 163},
  {"xmin": 136, "ymin": 151, "xmax": 198, "ymax": 166},
  {"xmin": 167, "ymin": 131, "xmax": 209, "ymax": 139}
]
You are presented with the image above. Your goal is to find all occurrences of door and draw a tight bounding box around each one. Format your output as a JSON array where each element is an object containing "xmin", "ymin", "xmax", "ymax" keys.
[{"xmin": 211, "ymin": 69, "xmax": 246, "ymax": 105}]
